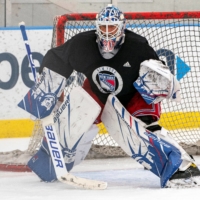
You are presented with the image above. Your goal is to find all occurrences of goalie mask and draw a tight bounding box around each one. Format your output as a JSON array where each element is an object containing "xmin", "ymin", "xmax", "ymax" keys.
[{"xmin": 96, "ymin": 4, "xmax": 126, "ymax": 59}]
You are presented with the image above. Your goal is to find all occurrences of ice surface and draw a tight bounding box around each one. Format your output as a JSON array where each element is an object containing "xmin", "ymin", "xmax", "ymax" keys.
[{"xmin": 0, "ymin": 138, "xmax": 200, "ymax": 200}]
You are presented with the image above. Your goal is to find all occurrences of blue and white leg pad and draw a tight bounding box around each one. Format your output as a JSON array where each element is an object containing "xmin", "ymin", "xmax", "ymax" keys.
[
  {"xmin": 28, "ymin": 124, "xmax": 98, "ymax": 182},
  {"xmin": 28, "ymin": 87, "xmax": 101, "ymax": 182},
  {"xmin": 18, "ymin": 67, "xmax": 66, "ymax": 119},
  {"xmin": 101, "ymin": 94, "xmax": 183, "ymax": 188},
  {"xmin": 28, "ymin": 137, "xmax": 57, "ymax": 182}
]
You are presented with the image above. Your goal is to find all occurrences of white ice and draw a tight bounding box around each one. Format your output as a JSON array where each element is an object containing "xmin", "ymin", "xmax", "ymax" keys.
[{"xmin": 0, "ymin": 138, "xmax": 200, "ymax": 200}]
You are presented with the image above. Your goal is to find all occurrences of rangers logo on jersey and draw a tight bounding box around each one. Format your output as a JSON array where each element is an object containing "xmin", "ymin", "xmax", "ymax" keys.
[
  {"xmin": 92, "ymin": 66, "xmax": 123, "ymax": 95},
  {"xmin": 98, "ymin": 73, "xmax": 115, "ymax": 92}
]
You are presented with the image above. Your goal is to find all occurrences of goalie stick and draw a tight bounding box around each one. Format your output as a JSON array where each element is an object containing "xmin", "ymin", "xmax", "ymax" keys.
[
  {"xmin": 19, "ymin": 21, "xmax": 107, "ymax": 190},
  {"xmin": 19, "ymin": 21, "xmax": 37, "ymax": 83},
  {"xmin": 41, "ymin": 114, "xmax": 107, "ymax": 190}
]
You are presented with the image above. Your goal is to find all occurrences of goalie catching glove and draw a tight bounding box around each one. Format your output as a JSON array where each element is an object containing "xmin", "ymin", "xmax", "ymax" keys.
[{"xmin": 133, "ymin": 59, "xmax": 181, "ymax": 104}]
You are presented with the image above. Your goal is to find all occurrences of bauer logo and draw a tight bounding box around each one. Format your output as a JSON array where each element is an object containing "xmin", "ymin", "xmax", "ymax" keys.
[
  {"xmin": 45, "ymin": 125, "xmax": 64, "ymax": 168},
  {"xmin": 32, "ymin": 71, "xmax": 46, "ymax": 92},
  {"xmin": 53, "ymin": 96, "xmax": 70, "ymax": 123}
]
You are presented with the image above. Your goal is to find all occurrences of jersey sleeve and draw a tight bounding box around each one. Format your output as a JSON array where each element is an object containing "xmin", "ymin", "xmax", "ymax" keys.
[{"xmin": 39, "ymin": 42, "xmax": 74, "ymax": 78}]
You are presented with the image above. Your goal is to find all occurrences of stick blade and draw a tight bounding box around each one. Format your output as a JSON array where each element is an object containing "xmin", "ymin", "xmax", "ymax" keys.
[{"xmin": 58, "ymin": 173, "xmax": 107, "ymax": 190}]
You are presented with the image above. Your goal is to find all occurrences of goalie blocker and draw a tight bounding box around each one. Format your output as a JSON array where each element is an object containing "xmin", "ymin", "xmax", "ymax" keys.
[{"xmin": 18, "ymin": 67, "xmax": 67, "ymax": 119}]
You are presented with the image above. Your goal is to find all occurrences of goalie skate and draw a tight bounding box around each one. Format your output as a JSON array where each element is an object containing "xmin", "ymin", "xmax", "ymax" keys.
[{"xmin": 166, "ymin": 163, "xmax": 200, "ymax": 188}]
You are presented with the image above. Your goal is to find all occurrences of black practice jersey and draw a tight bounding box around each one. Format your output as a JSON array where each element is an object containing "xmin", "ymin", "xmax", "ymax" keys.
[{"xmin": 40, "ymin": 29, "xmax": 160, "ymax": 106}]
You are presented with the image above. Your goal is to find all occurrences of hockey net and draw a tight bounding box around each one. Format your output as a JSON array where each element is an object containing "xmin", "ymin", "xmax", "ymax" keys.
[{"xmin": 1, "ymin": 11, "xmax": 200, "ymax": 171}]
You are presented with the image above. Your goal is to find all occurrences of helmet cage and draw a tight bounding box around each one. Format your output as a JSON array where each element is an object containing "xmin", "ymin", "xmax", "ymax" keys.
[
  {"xmin": 96, "ymin": 21, "xmax": 124, "ymax": 40},
  {"xmin": 96, "ymin": 5, "xmax": 126, "ymax": 53}
]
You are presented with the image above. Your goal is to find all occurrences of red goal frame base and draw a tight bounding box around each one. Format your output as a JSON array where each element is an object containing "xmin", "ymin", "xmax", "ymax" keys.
[{"xmin": 0, "ymin": 164, "xmax": 31, "ymax": 172}]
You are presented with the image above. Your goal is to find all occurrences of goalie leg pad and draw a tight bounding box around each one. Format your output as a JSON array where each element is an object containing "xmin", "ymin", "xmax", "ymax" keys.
[
  {"xmin": 59, "ymin": 124, "xmax": 99, "ymax": 172},
  {"xmin": 28, "ymin": 87, "xmax": 101, "ymax": 182},
  {"xmin": 28, "ymin": 124, "xmax": 99, "ymax": 182},
  {"xmin": 148, "ymin": 123, "xmax": 193, "ymax": 171},
  {"xmin": 101, "ymin": 94, "xmax": 183, "ymax": 188},
  {"xmin": 18, "ymin": 67, "xmax": 66, "ymax": 119},
  {"xmin": 54, "ymin": 86, "xmax": 101, "ymax": 171},
  {"xmin": 28, "ymin": 137, "xmax": 57, "ymax": 182}
]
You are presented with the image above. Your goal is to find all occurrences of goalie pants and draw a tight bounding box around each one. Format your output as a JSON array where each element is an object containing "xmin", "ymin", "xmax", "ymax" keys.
[{"xmin": 82, "ymin": 78, "xmax": 161, "ymax": 125}]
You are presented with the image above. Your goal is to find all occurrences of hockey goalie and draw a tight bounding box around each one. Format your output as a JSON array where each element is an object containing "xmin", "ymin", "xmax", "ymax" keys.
[{"xmin": 18, "ymin": 4, "xmax": 200, "ymax": 188}]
